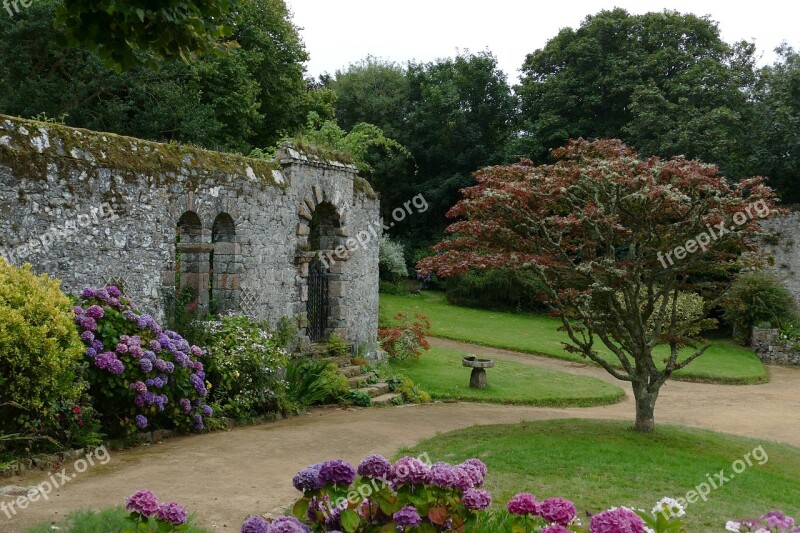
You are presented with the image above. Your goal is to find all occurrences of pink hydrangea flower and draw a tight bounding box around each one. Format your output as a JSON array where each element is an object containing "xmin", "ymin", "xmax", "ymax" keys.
[
  {"xmin": 507, "ymin": 493, "xmax": 539, "ymax": 515},
  {"xmin": 125, "ymin": 489, "xmax": 159, "ymax": 517},
  {"xmin": 156, "ymin": 501, "xmax": 188, "ymax": 526}
]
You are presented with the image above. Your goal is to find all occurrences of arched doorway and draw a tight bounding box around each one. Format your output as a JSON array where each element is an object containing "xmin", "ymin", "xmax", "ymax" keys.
[{"xmin": 306, "ymin": 202, "xmax": 341, "ymax": 341}]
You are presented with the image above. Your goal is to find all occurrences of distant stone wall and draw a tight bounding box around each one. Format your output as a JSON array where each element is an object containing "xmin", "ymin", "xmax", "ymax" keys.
[
  {"xmin": 0, "ymin": 115, "xmax": 380, "ymax": 348},
  {"xmin": 759, "ymin": 211, "xmax": 800, "ymax": 307},
  {"xmin": 751, "ymin": 327, "xmax": 800, "ymax": 366}
]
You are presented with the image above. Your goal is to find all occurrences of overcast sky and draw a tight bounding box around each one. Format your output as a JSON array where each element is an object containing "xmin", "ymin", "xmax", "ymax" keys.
[{"xmin": 286, "ymin": 0, "xmax": 800, "ymax": 82}]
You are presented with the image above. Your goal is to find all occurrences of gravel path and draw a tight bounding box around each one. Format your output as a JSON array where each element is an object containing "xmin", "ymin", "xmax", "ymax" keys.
[{"xmin": 4, "ymin": 337, "xmax": 799, "ymax": 532}]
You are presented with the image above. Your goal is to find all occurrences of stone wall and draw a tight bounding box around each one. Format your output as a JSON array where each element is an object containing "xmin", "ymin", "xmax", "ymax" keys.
[
  {"xmin": 759, "ymin": 211, "xmax": 800, "ymax": 307},
  {"xmin": 751, "ymin": 327, "xmax": 800, "ymax": 366},
  {"xmin": 0, "ymin": 115, "xmax": 380, "ymax": 349}
]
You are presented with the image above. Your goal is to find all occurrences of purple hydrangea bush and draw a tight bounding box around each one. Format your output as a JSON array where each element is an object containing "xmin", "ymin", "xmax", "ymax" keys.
[
  {"xmin": 75, "ymin": 286, "xmax": 212, "ymax": 436},
  {"xmin": 125, "ymin": 489, "xmax": 188, "ymax": 531},
  {"xmin": 284, "ymin": 454, "xmax": 491, "ymax": 531}
]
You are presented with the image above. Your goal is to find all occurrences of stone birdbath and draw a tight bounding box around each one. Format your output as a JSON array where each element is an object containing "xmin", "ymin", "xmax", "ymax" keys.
[{"xmin": 462, "ymin": 355, "xmax": 495, "ymax": 389}]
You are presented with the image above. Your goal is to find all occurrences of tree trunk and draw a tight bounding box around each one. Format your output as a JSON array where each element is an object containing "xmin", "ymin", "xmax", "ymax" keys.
[{"xmin": 632, "ymin": 380, "xmax": 659, "ymax": 433}]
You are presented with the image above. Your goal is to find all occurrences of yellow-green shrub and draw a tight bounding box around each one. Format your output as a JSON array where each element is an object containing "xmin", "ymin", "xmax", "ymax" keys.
[{"xmin": 0, "ymin": 260, "xmax": 88, "ymax": 449}]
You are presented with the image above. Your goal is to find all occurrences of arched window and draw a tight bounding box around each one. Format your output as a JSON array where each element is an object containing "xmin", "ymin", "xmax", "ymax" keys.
[
  {"xmin": 210, "ymin": 213, "xmax": 240, "ymax": 314},
  {"xmin": 175, "ymin": 211, "xmax": 204, "ymax": 307}
]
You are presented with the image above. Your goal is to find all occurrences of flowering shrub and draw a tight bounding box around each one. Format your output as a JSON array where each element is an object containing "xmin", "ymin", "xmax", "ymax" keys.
[
  {"xmin": 286, "ymin": 453, "xmax": 491, "ymax": 532},
  {"xmin": 726, "ymin": 510, "xmax": 798, "ymax": 532},
  {"xmin": 378, "ymin": 313, "xmax": 431, "ymax": 360},
  {"xmin": 0, "ymin": 260, "xmax": 100, "ymax": 453},
  {"xmin": 74, "ymin": 286, "xmax": 212, "ymax": 437},
  {"xmin": 124, "ymin": 489, "xmax": 189, "ymax": 532},
  {"xmin": 203, "ymin": 315, "xmax": 290, "ymax": 419}
]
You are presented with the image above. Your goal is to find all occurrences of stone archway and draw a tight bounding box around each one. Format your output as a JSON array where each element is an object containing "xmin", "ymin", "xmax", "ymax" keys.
[{"xmin": 296, "ymin": 187, "xmax": 349, "ymax": 344}]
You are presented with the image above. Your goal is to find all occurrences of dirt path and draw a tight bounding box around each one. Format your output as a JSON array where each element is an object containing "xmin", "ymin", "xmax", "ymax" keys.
[{"xmin": 3, "ymin": 338, "xmax": 799, "ymax": 532}]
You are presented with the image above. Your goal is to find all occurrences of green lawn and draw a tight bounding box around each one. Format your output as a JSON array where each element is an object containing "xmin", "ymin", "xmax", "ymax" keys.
[
  {"xmin": 398, "ymin": 419, "xmax": 800, "ymax": 532},
  {"xmin": 388, "ymin": 346, "xmax": 624, "ymax": 407},
  {"xmin": 27, "ymin": 508, "xmax": 211, "ymax": 533},
  {"xmin": 382, "ymin": 292, "xmax": 767, "ymax": 384}
]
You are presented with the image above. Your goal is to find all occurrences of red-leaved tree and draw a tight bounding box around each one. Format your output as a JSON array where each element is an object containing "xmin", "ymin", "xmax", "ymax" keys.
[{"xmin": 419, "ymin": 139, "xmax": 779, "ymax": 432}]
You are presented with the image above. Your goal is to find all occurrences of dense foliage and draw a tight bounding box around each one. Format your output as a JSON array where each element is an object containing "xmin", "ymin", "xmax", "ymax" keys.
[
  {"xmin": 203, "ymin": 315, "xmax": 290, "ymax": 419},
  {"xmin": 515, "ymin": 9, "xmax": 755, "ymax": 177},
  {"xmin": 445, "ymin": 269, "xmax": 548, "ymax": 312},
  {"xmin": 332, "ymin": 52, "xmax": 517, "ymax": 251},
  {"xmin": 420, "ymin": 139, "xmax": 778, "ymax": 432},
  {"xmin": 0, "ymin": 260, "xmax": 99, "ymax": 454},
  {"xmin": 75, "ymin": 286, "xmax": 212, "ymax": 437},
  {"xmin": 55, "ymin": 0, "xmax": 238, "ymax": 71},
  {"xmin": 722, "ymin": 271, "xmax": 798, "ymax": 343},
  {"xmin": 0, "ymin": 0, "xmax": 310, "ymax": 153}
]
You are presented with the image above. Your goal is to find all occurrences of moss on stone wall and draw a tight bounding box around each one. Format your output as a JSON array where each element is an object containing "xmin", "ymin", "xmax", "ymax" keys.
[
  {"xmin": 353, "ymin": 176, "xmax": 378, "ymax": 199},
  {"xmin": 0, "ymin": 114, "xmax": 285, "ymax": 190}
]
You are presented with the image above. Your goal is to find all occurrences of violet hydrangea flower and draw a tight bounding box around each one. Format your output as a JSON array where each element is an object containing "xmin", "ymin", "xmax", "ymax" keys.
[
  {"xmin": 135, "ymin": 415, "xmax": 148, "ymax": 429},
  {"xmin": 449, "ymin": 465, "xmax": 475, "ymax": 491},
  {"xmin": 430, "ymin": 463, "xmax": 457, "ymax": 488},
  {"xmin": 156, "ymin": 501, "xmax": 188, "ymax": 526},
  {"xmin": 106, "ymin": 285, "xmax": 121, "ymax": 298},
  {"xmin": 179, "ymin": 398, "xmax": 192, "ymax": 414},
  {"xmin": 357, "ymin": 454, "xmax": 392, "ymax": 479},
  {"xmin": 270, "ymin": 516, "xmax": 309, "ymax": 533},
  {"xmin": 319, "ymin": 459, "xmax": 356, "ymax": 486},
  {"xmin": 84, "ymin": 305, "xmax": 105, "ymax": 319},
  {"xmin": 392, "ymin": 456, "xmax": 431, "ymax": 485},
  {"xmin": 241, "ymin": 515, "xmax": 270, "ymax": 533},
  {"xmin": 125, "ymin": 489, "xmax": 159, "ymax": 517},
  {"xmin": 462, "ymin": 488, "xmax": 492, "ymax": 510},
  {"xmin": 393, "ymin": 506, "xmax": 422, "ymax": 528},
  {"xmin": 293, "ymin": 463, "xmax": 323, "ymax": 492}
]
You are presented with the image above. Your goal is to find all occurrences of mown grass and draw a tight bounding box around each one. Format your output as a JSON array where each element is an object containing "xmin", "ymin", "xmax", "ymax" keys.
[
  {"xmin": 381, "ymin": 292, "xmax": 767, "ymax": 384},
  {"xmin": 26, "ymin": 508, "xmax": 211, "ymax": 532},
  {"xmin": 388, "ymin": 346, "xmax": 624, "ymax": 407},
  {"xmin": 398, "ymin": 419, "xmax": 800, "ymax": 532}
]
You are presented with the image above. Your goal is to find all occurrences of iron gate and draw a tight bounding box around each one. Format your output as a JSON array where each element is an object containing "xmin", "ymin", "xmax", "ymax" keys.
[{"xmin": 307, "ymin": 257, "xmax": 329, "ymax": 342}]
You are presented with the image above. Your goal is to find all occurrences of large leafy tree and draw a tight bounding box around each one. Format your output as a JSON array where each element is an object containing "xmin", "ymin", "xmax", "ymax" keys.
[
  {"xmin": 330, "ymin": 57, "xmax": 408, "ymax": 138},
  {"xmin": 0, "ymin": 0, "xmax": 309, "ymax": 153},
  {"xmin": 420, "ymin": 139, "xmax": 778, "ymax": 432},
  {"xmin": 516, "ymin": 9, "xmax": 756, "ymax": 178},
  {"xmin": 330, "ymin": 52, "xmax": 517, "ymax": 250},
  {"xmin": 748, "ymin": 46, "xmax": 800, "ymax": 203},
  {"xmin": 55, "ymin": 0, "xmax": 238, "ymax": 71}
]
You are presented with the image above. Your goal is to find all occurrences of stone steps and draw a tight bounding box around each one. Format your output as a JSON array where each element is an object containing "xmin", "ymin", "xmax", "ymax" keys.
[
  {"xmin": 371, "ymin": 392, "xmax": 403, "ymax": 406},
  {"xmin": 347, "ymin": 372, "xmax": 377, "ymax": 388},
  {"xmin": 339, "ymin": 365, "xmax": 363, "ymax": 378},
  {"xmin": 357, "ymin": 382, "xmax": 390, "ymax": 398}
]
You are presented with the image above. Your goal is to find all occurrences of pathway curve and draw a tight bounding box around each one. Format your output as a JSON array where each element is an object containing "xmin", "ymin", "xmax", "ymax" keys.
[{"xmin": 3, "ymin": 338, "xmax": 799, "ymax": 532}]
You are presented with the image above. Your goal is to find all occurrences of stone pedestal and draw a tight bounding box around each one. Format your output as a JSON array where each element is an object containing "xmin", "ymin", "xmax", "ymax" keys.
[
  {"xmin": 463, "ymin": 355, "xmax": 494, "ymax": 389},
  {"xmin": 469, "ymin": 368, "xmax": 488, "ymax": 389}
]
